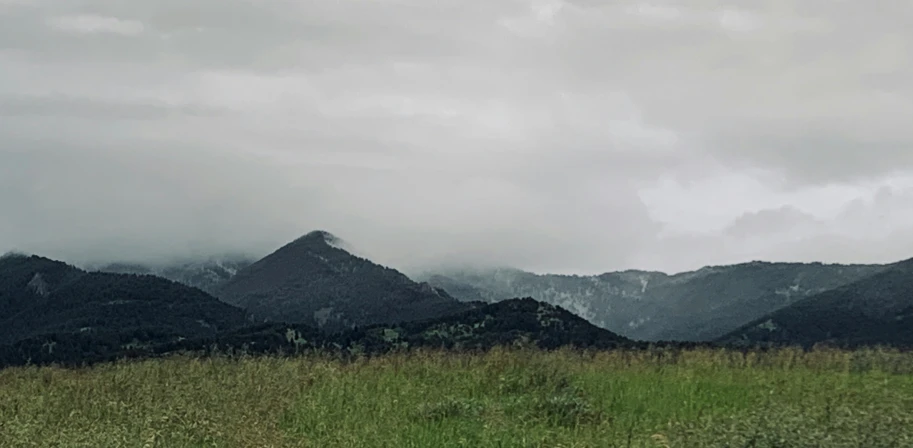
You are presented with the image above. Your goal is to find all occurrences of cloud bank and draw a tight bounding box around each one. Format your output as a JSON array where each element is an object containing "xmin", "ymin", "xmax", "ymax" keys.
[{"xmin": 1, "ymin": 0, "xmax": 911, "ymax": 274}]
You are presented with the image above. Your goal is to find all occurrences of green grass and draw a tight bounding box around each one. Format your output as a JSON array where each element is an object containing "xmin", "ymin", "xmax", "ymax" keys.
[{"xmin": 2, "ymin": 347, "xmax": 913, "ymax": 447}]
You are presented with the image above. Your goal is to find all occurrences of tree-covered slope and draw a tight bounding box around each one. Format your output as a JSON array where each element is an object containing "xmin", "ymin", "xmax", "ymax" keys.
[
  {"xmin": 720, "ymin": 258, "xmax": 913, "ymax": 348},
  {"xmin": 0, "ymin": 254, "xmax": 251, "ymax": 362}
]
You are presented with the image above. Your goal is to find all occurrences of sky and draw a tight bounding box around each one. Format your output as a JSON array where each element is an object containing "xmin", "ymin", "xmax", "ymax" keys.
[{"xmin": 1, "ymin": 0, "xmax": 911, "ymax": 275}]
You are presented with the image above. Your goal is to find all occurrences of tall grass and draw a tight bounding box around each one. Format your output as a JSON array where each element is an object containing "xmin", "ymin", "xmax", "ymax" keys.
[{"xmin": 1, "ymin": 347, "xmax": 912, "ymax": 447}]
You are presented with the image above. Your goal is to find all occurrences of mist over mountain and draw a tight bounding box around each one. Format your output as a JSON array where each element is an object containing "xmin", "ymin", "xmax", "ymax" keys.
[
  {"xmin": 7, "ymin": 223, "xmax": 913, "ymax": 363},
  {"xmin": 77, "ymin": 236, "xmax": 904, "ymax": 346},
  {"xmin": 60, "ymin": 232, "xmax": 908, "ymax": 346},
  {"xmin": 90, "ymin": 256, "xmax": 256, "ymax": 295}
]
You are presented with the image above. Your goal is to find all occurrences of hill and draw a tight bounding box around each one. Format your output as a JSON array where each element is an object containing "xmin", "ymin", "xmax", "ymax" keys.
[
  {"xmin": 0, "ymin": 253, "xmax": 251, "ymax": 364},
  {"xmin": 0, "ymin": 293, "xmax": 635, "ymax": 367},
  {"xmin": 131, "ymin": 297, "xmax": 638, "ymax": 360},
  {"xmin": 214, "ymin": 231, "xmax": 472, "ymax": 332},
  {"xmin": 720, "ymin": 258, "xmax": 913, "ymax": 348},
  {"xmin": 341, "ymin": 297, "xmax": 635, "ymax": 353},
  {"xmin": 418, "ymin": 262, "xmax": 885, "ymax": 341}
]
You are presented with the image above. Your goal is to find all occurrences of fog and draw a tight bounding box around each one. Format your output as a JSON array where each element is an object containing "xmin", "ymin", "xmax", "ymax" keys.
[{"xmin": 1, "ymin": 0, "xmax": 912, "ymax": 275}]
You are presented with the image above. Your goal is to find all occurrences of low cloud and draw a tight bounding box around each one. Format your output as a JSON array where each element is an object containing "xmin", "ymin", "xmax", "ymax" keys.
[{"xmin": 46, "ymin": 14, "xmax": 145, "ymax": 36}]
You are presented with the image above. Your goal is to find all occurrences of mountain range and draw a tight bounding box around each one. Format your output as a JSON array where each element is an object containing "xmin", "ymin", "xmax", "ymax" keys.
[
  {"xmin": 414, "ymin": 262, "xmax": 886, "ymax": 341},
  {"xmin": 2, "ymin": 230, "xmax": 911, "ymax": 367},
  {"xmin": 0, "ymin": 232, "xmax": 634, "ymax": 367},
  {"xmin": 91, "ymin": 233, "xmax": 913, "ymax": 347}
]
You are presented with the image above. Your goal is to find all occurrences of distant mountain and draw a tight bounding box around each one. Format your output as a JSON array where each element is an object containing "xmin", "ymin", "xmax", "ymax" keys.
[
  {"xmin": 0, "ymin": 254, "xmax": 250, "ymax": 362},
  {"xmin": 92, "ymin": 256, "xmax": 255, "ymax": 294},
  {"xmin": 720, "ymin": 258, "xmax": 913, "ymax": 348},
  {"xmin": 214, "ymin": 231, "xmax": 473, "ymax": 332},
  {"xmin": 417, "ymin": 262, "xmax": 886, "ymax": 341}
]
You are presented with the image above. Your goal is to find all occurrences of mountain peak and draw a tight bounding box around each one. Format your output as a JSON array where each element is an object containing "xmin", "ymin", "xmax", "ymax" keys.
[
  {"xmin": 288, "ymin": 230, "xmax": 349, "ymax": 252},
  {"xmin": 215, "ymin": 232, "xmax": 470, "ymax": 331},
  {"xmin": 296, "ymin": 230, "xmax": 338, "ymax": 243}
]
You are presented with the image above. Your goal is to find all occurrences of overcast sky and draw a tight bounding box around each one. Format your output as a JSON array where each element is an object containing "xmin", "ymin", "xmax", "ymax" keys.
[{"xmin": 1, "ymin": 0, "xmax": 911, "ymax": 275}]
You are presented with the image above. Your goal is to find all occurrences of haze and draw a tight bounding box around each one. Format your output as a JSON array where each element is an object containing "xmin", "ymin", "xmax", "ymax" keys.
[{"xmin": 1, "ymin": 0, "xmax": 912, "ymax": 275}]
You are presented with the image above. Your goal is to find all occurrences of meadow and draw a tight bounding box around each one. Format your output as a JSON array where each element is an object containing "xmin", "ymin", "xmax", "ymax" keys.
[{"xmin": 1, "ymin": 347, "xmax": 912, "ymax": 447}]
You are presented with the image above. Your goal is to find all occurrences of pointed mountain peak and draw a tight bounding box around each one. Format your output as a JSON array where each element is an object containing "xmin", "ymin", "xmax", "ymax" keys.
[
  {"xmin": 296, "ymin": 230, "xmax": 338, "ymax": 243},
  {"xmin": 215, "ymin": 230, "xmax": 470, "ymax": 331},
  {"xmin": 278, "ymin": 230, "xmax": 375, "ymax": 263},
  {"xmin": 288, "ymin": 230, "xmax": 348, "ymax": 251}
]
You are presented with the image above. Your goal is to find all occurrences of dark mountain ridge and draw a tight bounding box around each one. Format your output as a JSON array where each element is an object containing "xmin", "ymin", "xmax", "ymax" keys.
[
  {"xmin": 0, "ymin": 294, "xmax": 638, "ymax": 368},
  {"xmin": 0, "ymin": 254, "xmax": 251, "ymax": 346},
  {"xmin": 147, "ymin": 298, "xmax": 637, "ymax": 362},
  {"xmin": 720, "ymin": 257, "xmax": 913, "ymax": 348},
  {"xmin": 91, "ymin": 255, "xmax": 256, "ymax": 294}
]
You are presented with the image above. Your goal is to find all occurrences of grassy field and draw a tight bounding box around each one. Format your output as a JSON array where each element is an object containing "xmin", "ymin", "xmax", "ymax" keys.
[{"xmin": 1, "ymin": 347, "xmax": 912, "ymax": 447}]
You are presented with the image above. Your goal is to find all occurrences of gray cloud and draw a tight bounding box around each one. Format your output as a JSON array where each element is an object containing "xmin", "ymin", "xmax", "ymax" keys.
[
  {"xmin": 0, "ymin": 93, "xmax": 220, "ymax": 119},
  {"xmin": 1, "ymin": 0, "xmax": 911, "ymax": 274},
  {"xmin": 635, "ymin": 185, "xmax": 913, "ymax": 273},
  {"xmin": 724, "ymin": 206, "xmax": 823, "ymax": 239}
]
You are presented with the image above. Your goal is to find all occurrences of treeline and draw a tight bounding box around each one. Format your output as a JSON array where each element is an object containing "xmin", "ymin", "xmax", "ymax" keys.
[{"xmin": 0, "ymin": 298, "xmax": 754, "ymax": 369}]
